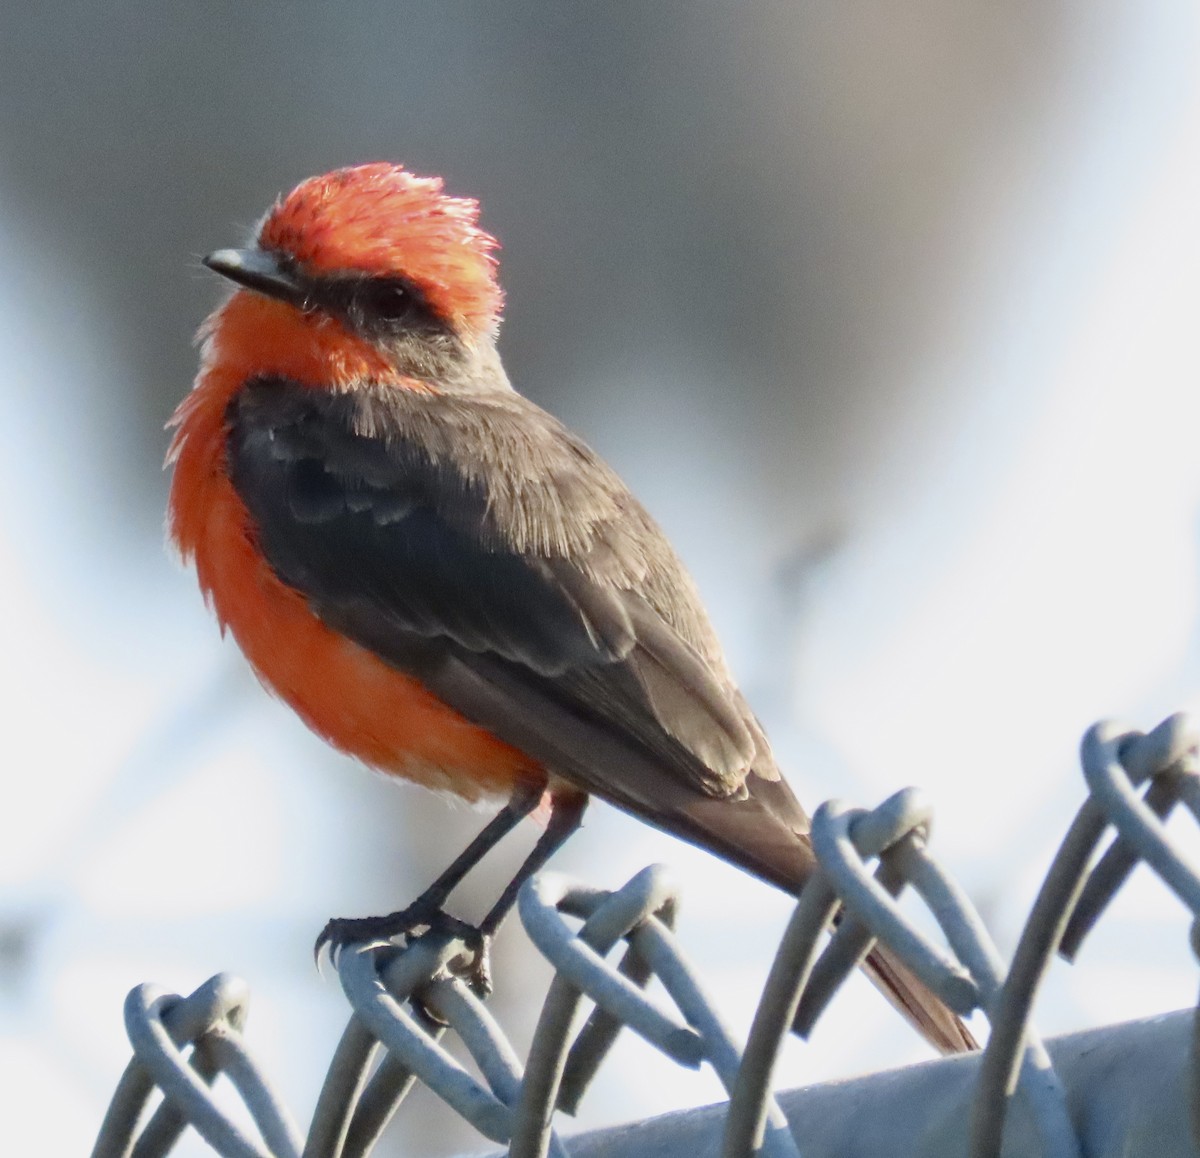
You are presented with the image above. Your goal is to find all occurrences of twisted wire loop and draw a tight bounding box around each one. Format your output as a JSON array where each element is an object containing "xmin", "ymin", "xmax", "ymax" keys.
[
  {"xmin": 89, "ymin": 973, "xmax": 303, "ymax": 1158},
  {"xmin": 724, "ymin": 787, "xmax": 1078, "ymax": 1158},
  {"xmin": 512, "ymin": 866, "xmax": 798, "ymax": 1158},
  {"xmin": 971, "ymin": 713, "xmax": 1200, "ymax": 1158},
  {"xmin": 88, "ymin": 711, "xmax": 1200, "ymax": 1158},
  {"xmin": 308, "ymin": 929, "xmax": 532, "ymax": 1158}
]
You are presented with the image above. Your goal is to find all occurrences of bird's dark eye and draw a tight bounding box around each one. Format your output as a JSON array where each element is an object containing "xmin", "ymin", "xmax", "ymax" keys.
[
  {"xmin": 330, "ymin": 274, "xmax": 445, "ymax": 337},
  {"xmin": 359, "ymin": 280, "xmax": 414, "ymax": 322}
]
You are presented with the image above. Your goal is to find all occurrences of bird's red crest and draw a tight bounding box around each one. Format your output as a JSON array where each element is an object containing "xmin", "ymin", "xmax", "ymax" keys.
[{"xmin": 259, "ymin": 163, "xmax": 503, "ymax": 335}]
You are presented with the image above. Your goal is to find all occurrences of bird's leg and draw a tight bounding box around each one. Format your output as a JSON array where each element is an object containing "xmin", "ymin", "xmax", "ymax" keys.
[
  {"xmin": 464, "ymin": 791, "xmax": 588, "ymax": 996},
  {"xmin": 315, "ymin": 781, "xmax": 544, "ymax": 961}
]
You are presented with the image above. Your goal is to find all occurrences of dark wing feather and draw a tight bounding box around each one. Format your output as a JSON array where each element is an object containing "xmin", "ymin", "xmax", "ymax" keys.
[{"xmin": 226, "ymin": 378, "xmax": 780, "ymax": 799}]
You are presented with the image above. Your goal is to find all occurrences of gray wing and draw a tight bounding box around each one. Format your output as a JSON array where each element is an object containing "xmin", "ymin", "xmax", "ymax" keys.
[
  {"xmin": 226, "ymin": 378, "xmax": 783, "ymax": 804},
  {"xmin": 217, "ymin": 352, "xmax": 975, "ymax": 1055}
]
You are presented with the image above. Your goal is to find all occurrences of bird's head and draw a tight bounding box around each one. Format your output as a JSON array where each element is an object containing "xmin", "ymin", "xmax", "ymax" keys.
[{"xmin": 199, "ymin": 163, "xmax": 505, "ymax": 390}]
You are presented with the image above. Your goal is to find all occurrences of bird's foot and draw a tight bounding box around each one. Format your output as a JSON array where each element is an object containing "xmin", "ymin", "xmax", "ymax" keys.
[
  {"xmin": 314, "ymin": 898, "xmax": 455, "ymax": 962},
  {"xmin": 457, "ymin": 930, "xmax": 494, "ymax": 998},
  {"xmin": 314, "ymin": 905, "xmax": 494, "ymax": 996}
]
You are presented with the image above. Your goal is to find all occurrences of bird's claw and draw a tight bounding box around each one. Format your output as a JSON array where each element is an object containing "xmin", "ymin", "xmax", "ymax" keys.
[
  {"xmin": 313, "ymin": 905, "xmax": 493, "ymax": 997},
  {"xmin": 454, "ymin": 930, "xmax": 494, "ymax": 998},
  {"xmin": 313, "ymin": 899, "xmax": 438, "ymax": 966}
]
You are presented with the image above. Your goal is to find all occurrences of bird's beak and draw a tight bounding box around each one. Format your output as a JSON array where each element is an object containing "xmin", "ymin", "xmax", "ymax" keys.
[{"xmin": 203, "ymin": 248, "xmax": 309, "ymax": 308}]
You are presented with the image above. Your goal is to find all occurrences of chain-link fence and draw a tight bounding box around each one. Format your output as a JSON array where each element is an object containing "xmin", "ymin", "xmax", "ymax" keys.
[{"xmin": 89, "ymin": 713, "xmax": 1200, "ymax": 1157}]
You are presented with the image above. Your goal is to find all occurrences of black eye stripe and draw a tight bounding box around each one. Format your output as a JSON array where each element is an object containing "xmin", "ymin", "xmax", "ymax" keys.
[{"xmin": 308, "ymin": 274, "xmax": 450, "ymax": 336}]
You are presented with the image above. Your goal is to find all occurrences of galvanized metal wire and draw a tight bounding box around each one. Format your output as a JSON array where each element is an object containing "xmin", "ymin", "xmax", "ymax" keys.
[
  {"xmin": 91, "ymin": 973, "xmax": 303, "ymax": 1158},
  {"xmin": 971, "ymin": 714, "xmax": 1200, "ymax": 1158},
  {"xmin": 90, "ymin": 712, "xmax": 1200, "ymax": 1158}
]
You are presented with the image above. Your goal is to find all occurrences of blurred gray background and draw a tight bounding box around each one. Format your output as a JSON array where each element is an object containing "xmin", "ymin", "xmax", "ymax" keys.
[{"xmin": 3, "ymin": 3, "xmax": 1200, "ymax": 1154}]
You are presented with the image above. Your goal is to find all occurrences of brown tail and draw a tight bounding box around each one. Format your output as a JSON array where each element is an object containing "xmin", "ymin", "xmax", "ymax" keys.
[
  {"xmin": 664, "ymin": 769, "xmax": 978, "ymax": 1054},
  {"xmin": 860, "ymin": 942, "xmax": 977, "ymax": 1054}
]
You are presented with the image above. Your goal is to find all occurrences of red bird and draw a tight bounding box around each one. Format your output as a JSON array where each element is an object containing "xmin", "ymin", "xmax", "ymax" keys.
[{"xmin": 168, "ymin": 163, "xmax": 973, "ymax": 1053}]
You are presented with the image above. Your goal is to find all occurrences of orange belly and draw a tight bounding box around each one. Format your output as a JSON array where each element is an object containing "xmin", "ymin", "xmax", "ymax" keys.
[
  {"xmin": 167, "ymin": 292, "xmax": 542, "ymax": 801},
  {"xmin": 184, "ymin": 469, "xmax": 541, "ymax": 802}
]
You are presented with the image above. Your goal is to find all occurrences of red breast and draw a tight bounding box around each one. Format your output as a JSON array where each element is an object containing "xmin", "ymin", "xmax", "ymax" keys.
[{"xmin": 168, "ymin": 290, "xmax": 539, "ymax": 801}]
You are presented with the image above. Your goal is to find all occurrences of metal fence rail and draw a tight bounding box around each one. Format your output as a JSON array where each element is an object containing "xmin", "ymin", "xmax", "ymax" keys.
[
  {"xmin": 89, "ymin": 714, "xmax": 1200, "ymax": 1158},
  {"xmin": 542, "ymin": 1009, "xmax": 1198, "ymax": 1158}
]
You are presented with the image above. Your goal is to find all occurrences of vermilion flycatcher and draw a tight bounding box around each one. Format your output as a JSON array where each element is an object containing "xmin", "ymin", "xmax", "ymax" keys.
[{"xmin": 168, "ymin": 163, "xmax": 973, "ymax": 1053}]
